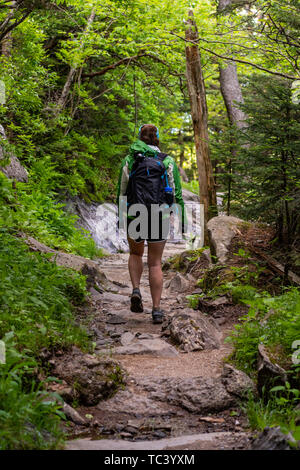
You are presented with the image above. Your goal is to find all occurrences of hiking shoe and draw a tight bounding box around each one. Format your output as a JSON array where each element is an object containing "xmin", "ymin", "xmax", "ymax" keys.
[
  {"xmin": 130, "ymin": 288, "xmax": 143, "ymax": 313},
  {"xmin": 152, "ymin": 308, "xmax": 164, "ymax": 324}
]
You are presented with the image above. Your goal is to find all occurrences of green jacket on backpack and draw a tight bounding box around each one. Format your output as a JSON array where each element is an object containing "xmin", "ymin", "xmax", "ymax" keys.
[{"xmin": 116, "ymin": 139, "xmax": 187, "ymax": 233}]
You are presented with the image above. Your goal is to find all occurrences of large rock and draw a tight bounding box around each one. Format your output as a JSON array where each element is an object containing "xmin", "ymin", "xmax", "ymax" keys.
[
  {"xmin": 0, "ymin": 124, "xmax": 28, "ymax": 182},
  {"xmin": 98, "ymin": 389, "xmax": 179, "ymax": 417},
  {"xmin": 221, "ymin": 364, "xmax": 256, "ymax": 398},
  {"xmin": 66, "ymin": 431, "xmax": 251, "ymax": 451},
  {"xmin": 257, "ymin": 344, "xmax": 288, "ymax": 396},
  {"xmin": 52, "ymin": 348, "xmax": 125, "ymax": 406},
  {"xmin": 138, "ymin": 364, "xmax": 254, "ymax": 414},
  {"xmin": 18, "ymin": 232, "xmax": 114, "ymax": 291},
  {"xmin": 207, "ymin": 215, "xmax": 243, "ymax": 264},
  {"xmin": 106, "ymin": 338, "xmax": 179, "ymax": 358},
  {"xmin": 138, "ymin": 376, "xmax": 236, "ymax": 413},
  {"xmin": 166, "ymin": 272, "xmax": 189, "ymax": 293},
  {"xmin": 182, "ymin": 188, "xmax": 200, "ymax": 202},
  {"xmin": 251, "ymin": 426, "xmax": 296, "ymax": 450},
  {"xmin": 168, "ymin": 309, "xmax": 221, "ymax": 352},
  {"xmin": 63, "ymin": 197, "xmax": 129, "ymax": 253},
  {"xmin": 168, "ymin": 378, "xmax": 234, "ymax": 413},
  {"xmin": 90, "ymin": 363, "xmax": 254, "ymax": 419}
]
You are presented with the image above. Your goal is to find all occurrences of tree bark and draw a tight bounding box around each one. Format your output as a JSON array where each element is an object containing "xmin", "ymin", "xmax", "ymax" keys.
[
  {"xmin": 178, "ymin": 129, "xmax": 185, "ymax": 167},
  {"xmin": 0, "ymin": 1, "xmax": 31, "ymax": 44},
  {"xmin": 217, "ymin": 0, "xmax": 247, "ymax": 128},
  {"xmin": 217, "ymin": 0, "xmax": 248, "ymax": 215},
  {"xmin": 219, "ymin": 61, "xmax": 247, "ymax": 128},
  {"xmin": 185, "ymin": 9, "xmax": 217, "ymax": 242},
  {"xmin": 1, "ymin": 1, "xmax": 15, "ymax": 57}
]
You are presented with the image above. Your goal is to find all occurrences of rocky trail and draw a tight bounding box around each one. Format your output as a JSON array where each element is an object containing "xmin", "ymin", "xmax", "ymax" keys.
[{"xmin": 58, "ymin": 235, "xmax": 258, "ymax": 451}]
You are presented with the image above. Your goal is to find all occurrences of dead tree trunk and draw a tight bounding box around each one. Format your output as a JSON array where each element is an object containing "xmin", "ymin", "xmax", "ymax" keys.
[
  {"xmin": 185, "ymin": 9, "xmax": 217, "ymax": 242},
  {"xmin": 217, "ymin": 0, "xmax": 247, "ymax": 129},
  {"xmin": 217, "ymin": 0, "xmax": 248, "ymax": 215},
  {"xmin": 219, "ymin": 61, "xmax": 247, "ymax": 128}
]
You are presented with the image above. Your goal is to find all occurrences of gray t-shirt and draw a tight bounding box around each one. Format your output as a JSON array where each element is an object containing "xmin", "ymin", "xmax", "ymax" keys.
[{"xmin": 147, "ymin": 145, "xmax": 160, "ymax": 152}]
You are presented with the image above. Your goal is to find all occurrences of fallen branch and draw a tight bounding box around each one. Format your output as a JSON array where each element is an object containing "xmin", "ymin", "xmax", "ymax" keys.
[{"xmin": 248, "ymin": 245, "xmax": 300, "ymax": 286}]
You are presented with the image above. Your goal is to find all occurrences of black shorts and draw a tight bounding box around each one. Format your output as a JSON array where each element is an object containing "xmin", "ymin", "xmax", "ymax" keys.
[{"xmin": 126, "ymin": 211, "xmax": 170, "ymax": 243}]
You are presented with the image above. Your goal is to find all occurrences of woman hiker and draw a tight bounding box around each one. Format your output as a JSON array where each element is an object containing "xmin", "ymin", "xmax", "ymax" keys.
[{"xmin": 116, "ymin": 124, "xmax": 186, "ymax": 324}]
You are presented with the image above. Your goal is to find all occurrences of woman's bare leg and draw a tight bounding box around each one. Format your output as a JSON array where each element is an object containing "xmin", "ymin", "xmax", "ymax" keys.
[
  {"xmin": 147, "ymin": 240, "xmax": 166, "ymax": 309},
  {"xmin": 127, "ymin": 237, "xmax": 145, "ymax": 289}
]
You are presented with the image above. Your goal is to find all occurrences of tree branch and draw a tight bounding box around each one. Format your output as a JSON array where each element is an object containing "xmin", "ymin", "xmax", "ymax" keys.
[
  {"xmin": 0, "ymin": 10, "xmax": 31, "ymax": 42},
  {"xmin": 169, "ymin": 31, "xmax": 299, "ymax": 80},
  {"xmin": 82, "ymin": 53, "xmax": 183, "ymax": 79}
]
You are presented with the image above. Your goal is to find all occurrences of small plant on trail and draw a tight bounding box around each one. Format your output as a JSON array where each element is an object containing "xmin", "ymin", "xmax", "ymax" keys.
[
  {"xmin": 0, "ymin": 334, "xmax": 65, "ymax": 450},
  {"xmin": 243, "ymin": 386, "xmax": 300, "ymax": 434}
]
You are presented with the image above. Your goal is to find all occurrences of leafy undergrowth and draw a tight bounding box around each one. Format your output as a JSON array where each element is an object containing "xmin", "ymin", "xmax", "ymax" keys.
[
  {"xmin": 0, "ymin": 335, "xmax": 65, "ymax": 450},
  {"xmin": 193, "ymin": 249, "xmax": 300, "ymax": 377},
  {"xmin": 225, "ymin": 285, "xmax": 300, "ymax": 376},
  {"xmin": 243, "ymin": 389, "xmax": 300, "ymax": 445},
  {"xmin": 224, "ymin": 285, "xmax": 300, "ymax": 439},
  {"xmin": 182, "ymin": 180, "xmax": 199, "ymax": 194},
  {"xmin": 0, "ymin": 230, "xmax": 92, "ymax": 449},
  {"xmin": 188, "ymin": 244, "xmax": 300, "ymax": 439},
  {"xmin": 163, "ymin": 246, "xmax": 210, "ymax": 273},
  {"xmin": 0, "ymin": 171, "xmax": 103, "ymax": 259},
  {"xmin": 238, "ymin": 220, "xmax": 300, "ymax": 282}
]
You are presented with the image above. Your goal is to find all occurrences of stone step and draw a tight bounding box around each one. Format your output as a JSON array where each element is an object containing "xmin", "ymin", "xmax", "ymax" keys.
[{"xmin": 66, "ymin": 431, "xmax": 251, "ymax": 450}]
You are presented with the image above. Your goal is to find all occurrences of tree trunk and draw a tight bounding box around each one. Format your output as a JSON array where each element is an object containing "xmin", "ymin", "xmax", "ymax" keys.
[
  {"xmin": 1, "ymin": 1, "xmax": 15, "ymax": 57},
  {"xmin": 218, "ymin": 0, "xmax": 247, "ymax": 128},
  {"xmin": 185, "ymin": 9, "xmax": 217, "ymax": 242},
  {"xmin": 179, "ymin": 130, "xmax": 185, "ymax": 167},
  {"xmin": 219, "ymin": 61, "xmax": 247, "ymax": 128},
  {"xmin": 56, "ymin": 8, "xmax": 95, "ymax": 115},
  {"xmin": 1, "ymin": 30, "xmax": 12, "ymax": 57},
  {"xmin": 217, "ymin": 0, "xmax": 248, "ymax": 215}
]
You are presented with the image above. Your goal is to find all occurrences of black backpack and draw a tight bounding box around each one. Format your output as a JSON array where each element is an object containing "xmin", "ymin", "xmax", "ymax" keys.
[{"xmin": 125, "ymin": 151, "xmax": 174, "ymax": 209}]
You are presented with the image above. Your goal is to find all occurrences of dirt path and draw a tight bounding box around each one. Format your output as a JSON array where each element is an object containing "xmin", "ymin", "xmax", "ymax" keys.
[
  {"xmin": 65, "ymin": 240, "xmax": 253, "ymax": 450},
  {"xmin": 98, "ymin": 241, "xmax": 233, "ymax": 379}
]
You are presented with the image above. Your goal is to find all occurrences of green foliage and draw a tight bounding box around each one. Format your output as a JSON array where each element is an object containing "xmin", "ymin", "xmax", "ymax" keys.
[
  {"xmin": 0, "ymin": 230, "xmax": 93, "ymax": 449},
  {"xmin": 0, "ymin": 231, "xmax": 90, "ymax": 355},
  {"xmin": 186, "ymin": 293, "xmax": 204, "ymax": 309},
  {"xmin": 182, "ymin": 180, "xmax": 199, "ymax": 195},
  {"xmin": 185, "ymin": 247, "xmax": 208, "ymax": 262},
  {"xmin": 0, "ymin": 0, "xmax": 299, "ymax": 449},
  {"xmin": 0, "ymin": 334, "xmax": 64, "ymax": 450},
  {"xmin": 0, "ymin": 172, "xmax": 103, "ymax": 258},
  {"xmin": 225, "ymin": 287, "xmax": 300, "ymax": 376},
  {"xmin": 198, "ymin": 261, "xmax": 265, "ymax": 299},
  {"xmin": 224, "ymin": 76, "xmax": 300, "ymax": 242},
  {"xmin": 244, "ymin": 388, "xmax": 300, "ymax": 434}
]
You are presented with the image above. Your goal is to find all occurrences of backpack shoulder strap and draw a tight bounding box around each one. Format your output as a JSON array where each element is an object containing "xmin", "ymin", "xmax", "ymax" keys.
[
  {"xmin": 156, "ymin": 152, "xmax": 168, "ymax": 161},
  {"xmin": 161, "ymin": 154, "xmax": 174, "ymax": 169}
]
